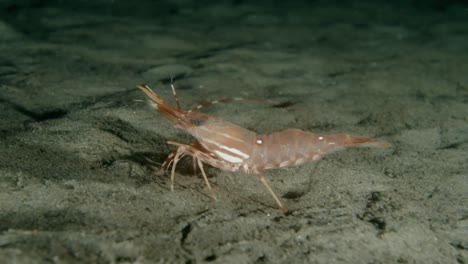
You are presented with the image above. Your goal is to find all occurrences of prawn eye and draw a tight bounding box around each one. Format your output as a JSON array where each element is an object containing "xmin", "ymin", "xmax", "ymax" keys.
[{"xmin": 192, "ymin": 119, "xmax": 204, "ymax": 127}]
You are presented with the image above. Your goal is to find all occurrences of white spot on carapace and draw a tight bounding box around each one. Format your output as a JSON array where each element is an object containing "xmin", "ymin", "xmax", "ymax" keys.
[
  {"xmin": 328, "ymin": 142, "xmax": 336, "ymax": 145},
  {"xmin": 212, "ymin": 100, "xmax": 219, "ymax": 104},
  {"xmin": 318, "ymin": 136, "xmax": 324, "ymax": 140},
  {"xmin": 219, "ymin": 145, "xmax": 250, "ymax": 159},
  {"xmin": 213, "ymin": 150, "xmax": 243, "ymax": 163},
  {"xmin": 256, "ymin": 139, "xmax": 263, "ymax": 144},
  {"xmin": 197, "ymin": 105, "xmax": 203, "ymax": 109},
  {"xmin": 200, "ymin": 137, "xmax": 247, "ymax": 154}
]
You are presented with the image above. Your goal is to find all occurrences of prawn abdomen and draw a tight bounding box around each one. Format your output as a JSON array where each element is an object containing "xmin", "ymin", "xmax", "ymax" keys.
[{"xmin": 248, "ymin": 128, "xmax": 388, "ymax": 170}]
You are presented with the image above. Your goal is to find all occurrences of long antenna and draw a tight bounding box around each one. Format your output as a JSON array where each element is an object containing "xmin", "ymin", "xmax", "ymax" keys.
[{"xmin": 170, "ymin": 76, "xmax": 182, "ymax": 109}]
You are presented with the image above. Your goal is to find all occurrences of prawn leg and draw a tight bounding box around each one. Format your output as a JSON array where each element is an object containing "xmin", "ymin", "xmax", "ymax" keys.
[
  {"xmin": 253, "ymin": 170, "xmax": 287, "ymax": 215},
  {"xmin": 167, "ymin": 142, "xmax": 287, "ymax": 214},
  {"xmin": 161, "ymin": 141, "xmax": 205, "ymax": 172},
  {"xmin": 167, "ymin": 141, "xmax": 226, "ymax": 201}
]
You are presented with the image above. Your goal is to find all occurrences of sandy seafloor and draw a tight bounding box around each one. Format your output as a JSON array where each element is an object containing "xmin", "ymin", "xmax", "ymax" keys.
[{"xmin": 0, "ymin": 0, "xmax": 467, "ymax": 263}]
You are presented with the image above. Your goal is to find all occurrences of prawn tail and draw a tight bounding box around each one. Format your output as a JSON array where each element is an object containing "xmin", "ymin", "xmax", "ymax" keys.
[
  {"xmin": 137, "ymin": 85, "xmax": 192, "ymax": 129},
  {"xmin": 327, "ymin": 134, "xmax": 390, "ymax": 148}
]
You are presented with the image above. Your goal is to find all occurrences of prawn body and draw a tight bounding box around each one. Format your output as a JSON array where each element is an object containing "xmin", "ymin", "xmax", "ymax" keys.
[{"xmin": 137, "ymin": 85, "xmax": 388, "ymax": 214}]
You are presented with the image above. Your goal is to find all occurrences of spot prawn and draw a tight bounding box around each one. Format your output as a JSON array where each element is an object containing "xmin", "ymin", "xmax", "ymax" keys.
[{"xmin": 137, "ymin": 84, "xmax": 389, "ymax": 214}]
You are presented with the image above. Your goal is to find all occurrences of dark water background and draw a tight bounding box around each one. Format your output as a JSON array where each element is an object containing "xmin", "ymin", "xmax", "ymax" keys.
[{"xmin": 0, "ymin": 0, "xmax": 467, "ymax": 263}]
